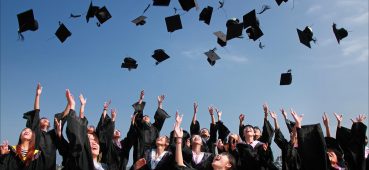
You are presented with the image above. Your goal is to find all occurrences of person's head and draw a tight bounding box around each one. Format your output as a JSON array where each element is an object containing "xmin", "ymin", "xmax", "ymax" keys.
[
  {"xmin": 243, "ymin": 125, "xmax": 255, "ymax": 139},
  {"xmin": 17, "ymin": 128, "xmax": 36, "ymax": 166},
  {"xmin": 39, "ymin": 117, "xmax": 50, "ymax": 131},
  {"xmin": 200, "ymin": 128, "xmax": 210, "ymax": 139},
  {"xmin": 227, "ymin": 134, "xmax": 240, "ymax": 151},
  {"xmin": 191, "ymin": 134, "xmax": 203, "ymax": 146},
  {"xmin": 142, "ymin": 115, "xmax": 150, "ymax": 124},
  {"xmin": 88, "ymin": 133, "xmax": 100, "ymax": 159},
  {"xmin": 253, "ymin": 126, "xmax": 261, "ymax": 140},
  {"xmin": 87, "ymin": 125, "xmax": 95, "ymax": 134},
  {"xmin": 290, "ymin": 127, "xmax": 298, "ymax": 146},
  {"xmin": 113, "ymin": 129, "xmax": 121, "ymax": 139},
  {"xmin": 156, "ymin": 135, "xmax": 169, "ymax": 148},
  {"xmin": 212, "ymin": 152, "xmax": 236, "ymax": 170},
  {"xmin": 327, "ymin": 148, "xmax": 338, "ymax": 166}
]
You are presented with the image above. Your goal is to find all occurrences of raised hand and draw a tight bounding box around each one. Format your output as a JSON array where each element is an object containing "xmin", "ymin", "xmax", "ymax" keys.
[
  {"xmin": 280, "ymin": 108, "xmax": 287, "ymax": 119},
  {"xmin": 290, "ymin": 109, "xmax": 303, "ymax": 128},
  {"xmin": 0, "ymin": 140, "xmax": 10, "ymax": 155},
  {"xmin": 208, "ymin": 106, "xmax": 214, "ymax": 116},
  {"xmin": 216, "ymin": 139, "xmax": 224, "ymax": 150},
  {"xmin": 66, "ymin": 89, "xmax": 75, "ymax": 110},
  {"xmin": 111, "ymin": 109, "xmax": 117, "ymax": 122},
  {"xmin": 194, "ymin": 102, "xmax": 198, "ymax": 115},
  {"xmin": 175, "ymin": 110, "xmax": 183, "ymax": 125},
  {"xmin": 270, "ymin": 111, "xmax": 277, "ymax": 120},
  {"xmin": 351, "ymin": 114, "xmax": 367, "ymax": 123},
  {"xmin": 103, "ymin": 100, "xmax": 111, "ymax": 110},
  {"xmin": 215, "ymin": 108, "xmax": 222, "ymax": 121},
  {"xmin": 239, "ymin": 114, "xmax": 245, "ymax": 124},
  {"xmin": 263, "ymin": 103, "xmax": 269, "ymax": 119},
  {"xmin": 157, "ymin": 95, "xmax": 165, "ymax": 109},
  {"xmin": 54, "ymin": 118, "xmax": 62, "ymax": 138},
  {"xmin": 79, "ymin": 94, "xmax": 86, "ymax": 118},
  {"xmin": 36, "ymin": 83, "xmax": 42, "ymax": 96},
  {"xmin": 79, "ymin": 94, "xmax": 87, "ymax": 105},
  {"xmin": 333, "ymin": 113, "xmax": 343, "ymax": 128},
  {"xmin": 322, "ymin": 112, "xmax": 329, "ymax": 127},
  {"xmin": 138, "ymin": 90, "xmax": 144, "ymax": 104},
  {"xmin": 134, "ymin": 158, "xmax": 147, "ymax": 170},
  {"xmin": 262, "ymin": 143, "xmax": 269, "ymax": 151}
]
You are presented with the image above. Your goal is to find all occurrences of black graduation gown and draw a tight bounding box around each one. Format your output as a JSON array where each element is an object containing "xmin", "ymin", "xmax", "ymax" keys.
[
  {"xmin": 133, "ymin": 107, "xmax": 168, "ymax": 163},
  {"xmin": 336, "ymin": 122, "xmax": 367, "ymax": 170},
  {"xmin": 296, "ymin": 124, "xmax": 328, "ymax": 170},
  {"xmin": 136, "ymin": 149, "xmax": 174, "ymax": 170},
  {"xmin": 63, "ymin": 109, "xmax": 95, "ymax": 170},
  {"xmin": 23, "ymin": 109, "xmax": 59, "ymax": 170},
  {"xmin": 0, "ymin": 145, "xmax": 42, "ymax": 170},
  {"xmin": 96, "ymin": 114, "xmax": 134, "ymax": 170},
  {"xmin": 237, "ymin": 141, "xmax": 270, "ymax": 170},
  {"xmin": 188, "ymin": 152, "xmax": 214, "ymax": 170},
  {"xmin": 190, "ymin": 120, "xmax": 217, "ymax": 154},
  {"xmin": 274, "ymin": 128, "xmax": 301, "ymax": 170}
]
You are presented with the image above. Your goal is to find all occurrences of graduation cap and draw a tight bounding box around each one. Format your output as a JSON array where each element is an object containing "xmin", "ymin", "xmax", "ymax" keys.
[
  {"xmin": 132, "ymin": 16, "xmax": 147, "ymax": 26},
  {"xmin": 204, "ymin": 48, "xmax": 220, "ymax": 66},
  {"xmin": 17, "ymin": 9, "xmax": 39, "ymax": 39},
  {"xmin": 199, "ymin": 6, "xmax": 213, "ymax": 25},
  {"xmin": 121, "ymin": 57, "xmax": 138, "ymax": 71},
  {"xmin": 226, "ymin": 18, "xmax": 244, "ymax": 40},
  {"xmin": 55, "ymin": 23, "xmax": 72, "ymax": 43},
  {"xmin": 165, "ymin": 14, "xmax": 182, "ymax": 32},
  {"xmin": 280, "ymin": 69, "xmax": 292, "ymax": 85},
  {"xmin": 95, "ymin": 6, "xmax": 112, "ymax": 25},
  {"xmin": 178, "ymin": 0, "xmax": 197, "ymax": 11},
  {"xmin": 332, "ymin": 23, "xmax": 348, "ymax": 44},
  {"xmin": 275, "ymin": 0, "xmax": 288, "ymax": 6},
  {"xmin": 152, "ymin": 49, "xmax": 170, "ymax": 65},
  {"xmin": 86, "ymin": 2, "xmax": 99, "ymax": 23},
  {"xmin": 154, "ymin": 108, "xmax": 171, "ymax": 120},
  {"xmin": 297, "ymin": 26, "xmax": 315, "ymax": 48},
  {"xmin": 243, "ymin": 9, "xmax": 259, "ymax": 29},
  {"xmin": 214, "ymin": 31, "xmax": 227, "ymax": 47},
  {"xmin": 246, "ymin": 26, "xmax": 263, "ymax": 41},
  {"xmin": 153, "ymin": 0, "xmax": 171, "ymax": 6}
]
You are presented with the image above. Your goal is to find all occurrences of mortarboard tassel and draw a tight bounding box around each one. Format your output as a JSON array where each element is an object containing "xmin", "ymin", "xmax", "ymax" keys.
[
  {"xmin": 143, "ymin": 4, "xmax": 151, "ymax": 14},
  {"xmin": 257, "ymin": 5, "xmax": 271, "ymax": 14}
]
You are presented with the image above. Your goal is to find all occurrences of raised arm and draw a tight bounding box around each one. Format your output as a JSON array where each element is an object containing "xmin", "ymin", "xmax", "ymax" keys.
[
  {"xmin": 190, "ymin": 102, "xmax": 200, "ymax": 136},
  {"xmin": 79, "ymin": 94, "xmax": 87, "ymax": 119},
  {"xmin": 174, "ymin": 111, "xmax": 185, "ymax": 167},
  {"xmin": 209, "ymin": 106, "xmax": 215, "ymax": 125},
  {"xmin": 34, "ymin": 83, "xmax": 42, "ymax": 110},
  {"xmin": 153, "ymin": 95, "xmax": 169, "ymax": 131},
  {"xmin": 322, "ymin": 112, "xmax": 331, "ymax": 137},
  {"xmin": 270, "ymin": 111, "xmax": 279, "ymax": 130},
  {"xmin": 62, "ymin": 89, "xmax": 74, "ymax": 118},
  {"xmin": 290, "ymin": 109, "xmax": 303, "ymax": 129},
  {"xmin": 333, "ymin": 112, "xmax": 343, "ymax": 128},
  {"xmin": 239, "ymin": 113, "xmax": 245, "ymax": 140},
  {"xmin": 192, "ymin": 102, "xmax": 198, "ymax": 125},
  {"xmin": 263, "ymin": 103, "xmax": 269, "ymax": 121}
]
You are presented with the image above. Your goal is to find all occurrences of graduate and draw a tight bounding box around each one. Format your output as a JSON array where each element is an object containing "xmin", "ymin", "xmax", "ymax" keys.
[
  {"xmin": 190, "ymin": 103, "xmax": 218, "ymax": 154},
  {"xmin": 22, "ymin": 83, "xmax": 60, "ymax": 170},
  {"xmin": 173, "ymin": 111, "xmax": 236, "ymax": 170},
  {"xmin": 131, "ymin": 90, "xmax": 170, "ymax": 163},
  {"xmin": 335, "ymin": 113, "xmax": 367, "ymax": 170}
]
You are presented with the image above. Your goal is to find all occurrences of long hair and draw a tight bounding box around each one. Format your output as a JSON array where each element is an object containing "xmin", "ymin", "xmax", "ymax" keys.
[{"xmin": 16, "ymin": 128, "xmax": 36, "ymax": 166}]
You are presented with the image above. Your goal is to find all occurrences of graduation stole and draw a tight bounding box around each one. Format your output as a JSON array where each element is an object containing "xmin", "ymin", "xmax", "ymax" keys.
[{"xmin": 11, "ymin": 145, "xmax": 41, "ymax": 161}]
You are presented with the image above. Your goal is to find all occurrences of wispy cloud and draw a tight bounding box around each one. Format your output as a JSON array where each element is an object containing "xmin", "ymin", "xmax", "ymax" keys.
[
  {"xmin": 342, "ymin": 11, "xmax": 369, "ymax": 25},
  {"xmin": 306, "ymin": 5, "xmax": 322, "ymax": 15},
  {"xmin": 181, "ymin": 49, "xmax": 203, "ymax": 60},
  {"xmin": 224, "ymin": 54, "xmax": 248, "ymax": 63}
]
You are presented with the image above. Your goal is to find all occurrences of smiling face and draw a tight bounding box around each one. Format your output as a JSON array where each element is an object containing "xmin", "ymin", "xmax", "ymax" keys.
[
  {"xmin": 156, "ymin": 135, "xmax": 169, "ymax": 147},
  {"xmin": 21, "ymin": 128, "xmax": 33, "ymax": 141},
  {"xmin": 327, "ymin": 149, "xmax": 338, "ymax": 165},
  {"xmin": 253, "ymin": 128, "xmax": 261, "ymax": 140},
  {"xmin": 88, "ymin": 133, "xmax": 100, "ymax": 158},
  {"xmin": 212, "ymin": 153, "xmax": 234, "ymax": 170},
  {"xmin": 243, "ymin": 126, "xmax": 255, "ymax": 138}
]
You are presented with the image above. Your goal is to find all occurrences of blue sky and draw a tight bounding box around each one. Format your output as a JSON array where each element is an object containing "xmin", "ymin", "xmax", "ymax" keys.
[{"xmin": 1, "ymin": 0, "xmax": 368, "ymax": 164}]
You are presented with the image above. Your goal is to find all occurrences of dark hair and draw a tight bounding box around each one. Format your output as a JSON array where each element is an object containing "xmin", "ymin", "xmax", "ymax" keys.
[
  {"xmin": 16, "ymin": 128, "xmax": 36, "ymax": 166},
  {"xmin": 220, "ymin": 152, "xmax": 236, "ymax": 170},
  {"xmin": 40, "ymin": 117, "xmax": 50, "ymax": 130}
]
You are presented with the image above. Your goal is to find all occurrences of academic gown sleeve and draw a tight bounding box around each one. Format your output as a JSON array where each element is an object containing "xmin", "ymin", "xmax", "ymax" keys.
[
  {"xmin": 207, "ymin": 123, "xmax": 217, "ymax": 154},
  {"xmin": 217, "ymin": 121, "xmax": 230, "ymax": 143},
  {"xmin": 258, "ymin": 119, "xmax": 274, "ymax": 144},
  {"xmin": 239, "ymin": 124, "xmax": 245, "ymax": 141},
  {"xmin": 297, "ymin": 124, "xmax": 328, "ymax": 170},
  {"xmin": 190, "ymin": 120, "xmax": 201, "ymax": 136},
  {"xmin": 336, "ymin": 122, "xmax": 367, "ymax": 170},
  {"xmin": 64, "ymin": 109, "xmax": 94, "ymax": 170},
  {"xmin": 23, "ymin": 109, "xmax": 41, "ymax": 148}
]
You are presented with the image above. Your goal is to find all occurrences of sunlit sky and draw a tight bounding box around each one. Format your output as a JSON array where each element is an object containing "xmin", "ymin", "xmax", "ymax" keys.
[{"xmin": 1, "ymin": 0, "xmax": 368, "ymax": 165}]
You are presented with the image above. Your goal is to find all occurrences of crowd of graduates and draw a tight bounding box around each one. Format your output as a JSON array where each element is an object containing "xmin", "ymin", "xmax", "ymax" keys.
[{"xmin": 0, "ymin": 83, "xmax": 368, "ymax": 170}]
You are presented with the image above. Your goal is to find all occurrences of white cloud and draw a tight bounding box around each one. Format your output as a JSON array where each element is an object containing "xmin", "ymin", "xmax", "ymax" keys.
[
  {"xmin": 306, "ymin": 5, "xmax": 322, "ymax": 15},
  {"xmin": 181, "ymin": 49, "xmax": 203, "ymax": 60},
  {"xmin": 223, "ymin": 54, "xmax": 248, "ymax": 63}
]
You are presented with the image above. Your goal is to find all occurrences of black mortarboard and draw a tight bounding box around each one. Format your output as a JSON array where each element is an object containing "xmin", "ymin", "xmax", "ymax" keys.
[
  {"xmin": 152, "ymin": 49, "xmax": 170, "ymax": 65},
  {"xmin": 246, "ymin": 26, "xmax": 263, "ymax": 41},
  {"xmin": 204, "ymin": 48, "xmax": 220, "ymax": 66},
  {"xmin": 121, "ymin": 57, "xmax": 138, "ymax": 70},
  {"xmin": 55, "ymin": 23, "xmax": 72, "ymax": 43},
  {"xmin": 280, "ymin": 69, "xmax": 292, "ymax": 85},
  {"xmin": 86, "ymin": 2, "xmax": 99, "ymax": 23},
  {"xmin": 226, "ymin": 19, "xmax": 243, "ymax": 40},
  {"xmin": 132, "ymin": 101, "xmax": 146, "ymax": 113},
  {"xmin": 214, "ymin": 31, "xmax": 227, "ymax": 47},
  {"xmin": 178, "ymin": 0, "xmax": 197, "ymax": 11},
  {"xmin": 95, "ymin": 6, "xmax": 112, "ymax": 25},
  {"xmin": 17, "ymin": 9, "xmax": 39, "ymax": 33},
  {"xmin": 154, "ymin": 108, "xmax": 171, "ymax": 120},
  {"xmin": 199, "ymin": 6, "xmax": 213, "ymax": 25},
  {"xmin": 153, "ymin": 0, "xmax": 171, "ymax": 6},
  {"xmin": 243, "ymin": 10, "xmax": 259, "ymax": 29},
  {"xmin": 165, "ymin": 14, "xmax": 182, "ymax": 32},
  {"xmin": 297, "ymin": 26, "xmax": 314, "ymax": 48},
  {"xmin": 132, "ymin": 16, "xmax": 147, "ymax": 26},
  {"xmin": 275, "ymin": 0, "xmax": 288, "ymax": 6},
  {"xmin": 332, "ymin": 23, "xmax": 348, "ymax": 44}
]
